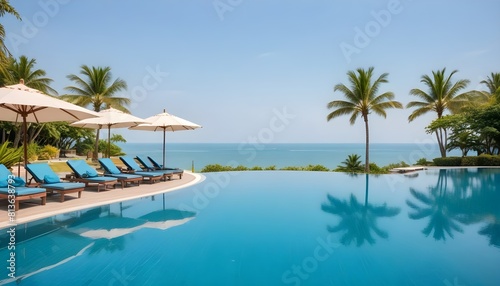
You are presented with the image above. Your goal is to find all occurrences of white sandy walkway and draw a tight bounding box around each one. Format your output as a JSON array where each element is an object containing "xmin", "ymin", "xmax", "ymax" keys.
[{"xmin": 0, "ymin": 169, "xmax": 204, "ymax": 229}]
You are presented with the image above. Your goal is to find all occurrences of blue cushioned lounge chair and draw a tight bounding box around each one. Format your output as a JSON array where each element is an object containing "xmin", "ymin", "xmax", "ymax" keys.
[
  {"xmin": 0, "ymin": 164, "xmax": 46, "ymax": 210},
  {"xmin": 147, "ymin": 156, "xmax": 184, "ymax": 179},
  {"xmin": 98, "ymin": 158, "xmax": 142, "ymax": 187},
  {"xmin": 66, "ymin": 160, "xmax": 118, "ymax": 192},
  {"xmin": 135, "ymin": 156, "xmax": 176, "ymax": 180},
  {"xmin": 119, "ymin": 156, "xmax": 164, "ymax": 183},
  {"xmin": 25, "ymin": 163, "xmax": 85, "ymax": 202}
]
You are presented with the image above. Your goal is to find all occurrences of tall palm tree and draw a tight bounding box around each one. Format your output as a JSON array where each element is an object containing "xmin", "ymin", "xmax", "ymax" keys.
[
  {"xmin": 327, "ymin": 67, "xmax": 402, "ymax": 172},
  {"xmin": 407, "ymin": 68, "xmax": 470, "ymax": 157},
  {"xmin": 5, "ymin": 55, "xmax": 58, "ymax": 94},
  {"xmin": 62, "ymin": 65, "xmax": 129, "ymax": 160},
  {"xmin": 3, "ymin": 55, "xmax": 57, "ymax": 148},
  {"xmin": 0, "ymin": 0, "xmax": 21, "ymax": 84},
  {"xmin": 480, "ymin": 72, "xmax": 500, "ymax": 104}
]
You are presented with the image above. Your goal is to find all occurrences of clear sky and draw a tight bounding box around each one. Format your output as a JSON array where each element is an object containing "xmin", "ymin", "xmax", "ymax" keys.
[{"xmin": 2, "ymin": 0, "xmax": 499, "ymax": 144}]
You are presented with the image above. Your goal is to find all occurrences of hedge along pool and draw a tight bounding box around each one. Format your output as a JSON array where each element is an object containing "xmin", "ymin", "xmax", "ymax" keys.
[{"xmin": 1, "ymin": 169, "xmax": 499, "ymax": 285}]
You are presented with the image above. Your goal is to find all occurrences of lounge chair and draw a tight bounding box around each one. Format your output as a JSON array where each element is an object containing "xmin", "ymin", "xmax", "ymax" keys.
[
  {"xmin": 98, "ymin": 158, "xmax": 142, "ymax": 187},
  {"xmin": 147, "ymin": 156, "xmax": 184, "ymax": 179},
  {"xmin": 66, "ymin": 160, "xmax": 118, "ymax": 192},
  {"xmin": 0, "ymin": 164, "xmax": 46, "ymax": 210},
  {"xmin": 25, "ymin": 163, "xmax": 85, "ymax": 202},
  {"xmin": 119, "ymin": 156, "xmax": 165, "ymax": 183},
  {"xmin": 135, "ymin": 156, "xmax": 179, "ymax": 179}
]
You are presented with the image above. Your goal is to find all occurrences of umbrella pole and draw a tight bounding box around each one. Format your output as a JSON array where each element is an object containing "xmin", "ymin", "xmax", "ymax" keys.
[
  {"xmin": 23, "ymin": 115, "xmax": 28, "ymax": 181},
  {"xmin": 162, "ymin": 129, "xmax": 166, "ymax": 169},
  {"xmin": 107, "ymin": 126, "xmax": 111, "ymax": 158}
]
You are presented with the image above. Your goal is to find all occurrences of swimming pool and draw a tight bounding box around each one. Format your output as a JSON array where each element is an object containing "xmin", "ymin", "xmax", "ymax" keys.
[{"xmin": 1, "ymin": 168, "xmax": 499, "ymax": 285}]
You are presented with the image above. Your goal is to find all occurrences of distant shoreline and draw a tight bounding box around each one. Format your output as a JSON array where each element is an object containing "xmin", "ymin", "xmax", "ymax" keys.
[{"xmin": 117, "ymin": 142, "xmax": 462, "ymax": 171}]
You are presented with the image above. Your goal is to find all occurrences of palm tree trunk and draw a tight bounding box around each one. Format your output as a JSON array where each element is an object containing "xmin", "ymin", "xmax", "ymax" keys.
[
  {"xmin": 364, "ymin": 116, "xmax": 370, "ymax": 173},
  {"xmin": 436, "ymin": 128, "xmax": 446, "ymax": 157},
  {"xmin": 13, "ymin": 124, "xmax": 22, "ymax": 148},
  {"xmin": 30, "ymin": 123, "xmax": 45, "ymax": 143},
  {"xmin": 94, "ymin": 128, "xmax": 100, "ymax": 161}
]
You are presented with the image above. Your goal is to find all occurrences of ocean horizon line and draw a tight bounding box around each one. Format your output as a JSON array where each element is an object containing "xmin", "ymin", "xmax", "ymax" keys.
[
  {"xmin": 123, "ymin": 142, "xmax": 436, "ymax": 145},
  {"xmin": 118, "ymin": 142, "xmax": 457, "ymax": 170}
]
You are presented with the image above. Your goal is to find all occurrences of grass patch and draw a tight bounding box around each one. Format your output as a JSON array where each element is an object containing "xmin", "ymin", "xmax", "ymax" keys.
[{"xmin": 47, "ymin": 161, "xmax": 72, "ymax": 173}]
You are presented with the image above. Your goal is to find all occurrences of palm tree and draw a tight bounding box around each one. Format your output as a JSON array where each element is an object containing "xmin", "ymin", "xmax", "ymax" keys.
[
  {"xmin": 327, "ymin": 67, "xmax": 403, "ymax": 172},
  {"xmin": 480, "ymin": 72, "xmax": 500, "ymax": 104},
  {"xmin": 407, "ymin": 68, "xmax": 470, "ymax": 157},
  {"xmin": 0, "ymin": 0, "xmax": 21, "ymax": 84},
  {"xmin": 3, "ymin": 55, "xmax": 58, "ymax": 148},
  {"xmin": 62, "ymin": 65, "xmax": 129, "ymax": 160},
  {"xmin": 335, "ymin": 154, "xmax": 363, "ymax": 173},
  {"xmin": 5, "ymin": 55, "xmax": 58, "ymax": 94}
]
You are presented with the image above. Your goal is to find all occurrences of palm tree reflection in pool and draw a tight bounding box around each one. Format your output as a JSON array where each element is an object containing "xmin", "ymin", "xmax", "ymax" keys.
[
  {"xmin": 321, "ymin": 174, "xmax": 400, "ymax": 246},
  {"xmin": 461, "ymin": 169, "xmax": 500, "ymax": 247},
  {"xmin": 406, "ymin": 169, "xmax": 467, "ymax": 241}
]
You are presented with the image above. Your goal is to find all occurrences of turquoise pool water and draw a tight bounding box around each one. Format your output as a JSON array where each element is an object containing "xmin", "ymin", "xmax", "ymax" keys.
[{"xmin": 1, "ymin": 169, "xmax": 499, "ymax": 285}]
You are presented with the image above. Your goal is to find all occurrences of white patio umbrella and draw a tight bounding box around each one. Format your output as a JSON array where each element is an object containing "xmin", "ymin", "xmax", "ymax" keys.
[
  {"xmin": 129, "ymin": 109, "xmax": 201, "ymax": 169},
  {"xmin": 0, "ymin": 80, "xmax": 99, "ymax": 178},
  {"xmin": 71, "ymin": 107, "xmax": 145, "ymax": 158}
]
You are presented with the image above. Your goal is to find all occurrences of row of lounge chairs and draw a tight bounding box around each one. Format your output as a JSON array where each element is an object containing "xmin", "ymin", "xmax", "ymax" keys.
[{"xmin": 0, "ymin": 156, "xmax": 184, "ymax": 211}]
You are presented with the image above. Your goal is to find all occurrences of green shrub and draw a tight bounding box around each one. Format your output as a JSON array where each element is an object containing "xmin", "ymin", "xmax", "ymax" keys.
[
  {"xmin": 40, "ymin": 145, "xmax": 59, "ymax": 159},
  {"xmin": 233, "ymin": 165, "xmax": 249, "ymax": 171},
  {"xmin": 384, "ymin": 161, "xmax": 409, "ymax": 170},
  {"xmin": 26, "ymin": 143, "xmax": 40, "ymax": 161},
  {"xmin": 251, "ymin": 166, "xmax": 263, "ymax": 171},
  {"xmin": 433, "ymin": 157, "xmax": 462, "ymax": 166},
  {"xmin": 38, "ymin": 152, "xmax": 51, "ymax": 160},
  {"xmin": 477, "ymin": 154, "xmax": 500, "ymax": 166},
  {"xmin": 0, "ymin": 142, "xmax": 23, "ymax": 168},
  {"xmin": 280, "ymin": 166, "xmax": 302, "ymax": 171},
  {"xmin": 461, "ymin": 156, "xmax": 479, "ymax": 166},
  {"xmin": 265, "ymin": 165, "xmax": 276, "ymax": 170},
  {"xmin": 415, "ymin": 158, "xmax": 431, "ymax": 166},
  {"xmin": 201, "ymin": 164, "xmax": 232, "ymax": 172},
  {"xmin": 367, "ymin": 163, "xmax": 384, "ymax": 174},
  {"xmin": 304, "ymin": 164, "xmax": 330, "ymax": 172}
]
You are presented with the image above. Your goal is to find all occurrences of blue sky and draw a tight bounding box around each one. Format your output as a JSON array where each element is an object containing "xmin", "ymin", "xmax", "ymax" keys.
[{"xmin": 3, "ymin": 0, "xmax": 500, "ymax": 144}]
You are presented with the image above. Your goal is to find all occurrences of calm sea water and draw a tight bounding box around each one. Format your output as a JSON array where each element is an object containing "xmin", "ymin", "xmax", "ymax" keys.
[{"xmin": 118, "ymin": 143, "xmax": 461, "ymax": 170}]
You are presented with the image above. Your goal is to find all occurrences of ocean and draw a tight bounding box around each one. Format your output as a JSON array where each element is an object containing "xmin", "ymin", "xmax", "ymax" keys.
[{"xmin": 118, "ymin": 143, "xmax": 461, "ymax": 171}]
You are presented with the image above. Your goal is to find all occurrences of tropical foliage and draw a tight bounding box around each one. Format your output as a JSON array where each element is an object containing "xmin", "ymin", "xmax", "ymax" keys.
[
  {"xmin": 428, "ymin": 103, "xmax": 500, "ymax": 157},
  {"xmin": 4, "ymin": 55, "xmax": 58, "ymax": 94},
  {"xmin": 479, "ymin": 72, "xmax": 500, "ymax": 104},
  {"xmin": 62, "ymin": 65, "xmax": 129, "ymax": 160},
  {"xmin": 0, "ymin": 55, "xmax": 59, "ymax": 149},
  {"xmin": 0, "ymin": 141, "xmax": 22, "ymax": 168},
  {"xmin": 407, "ymin": 68, "xmax": 471, "ymax": 157},
  {"xmin": 97, "ymin": 134, "xmax": 127, "ymax": 157},
  {"xmin": 201, "ymin": 164, "xmax": 330, "ymax": 173},
  {"xmin": 0, "ymin": 0, "xmax": 21, "ymax": 84},
  {"xmin": 327, "ymin": 67, "xmax": 403, "ymax": 172},
  {"xmin": 334, "ymin": 154, "xmax": 363, "ymax": 173}
]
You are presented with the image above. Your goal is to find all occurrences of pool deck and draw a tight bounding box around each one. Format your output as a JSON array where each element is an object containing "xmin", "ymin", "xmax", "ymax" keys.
[{"xmin": 0, "ymin": 167, "xmax": 204, "ymax": 229}]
